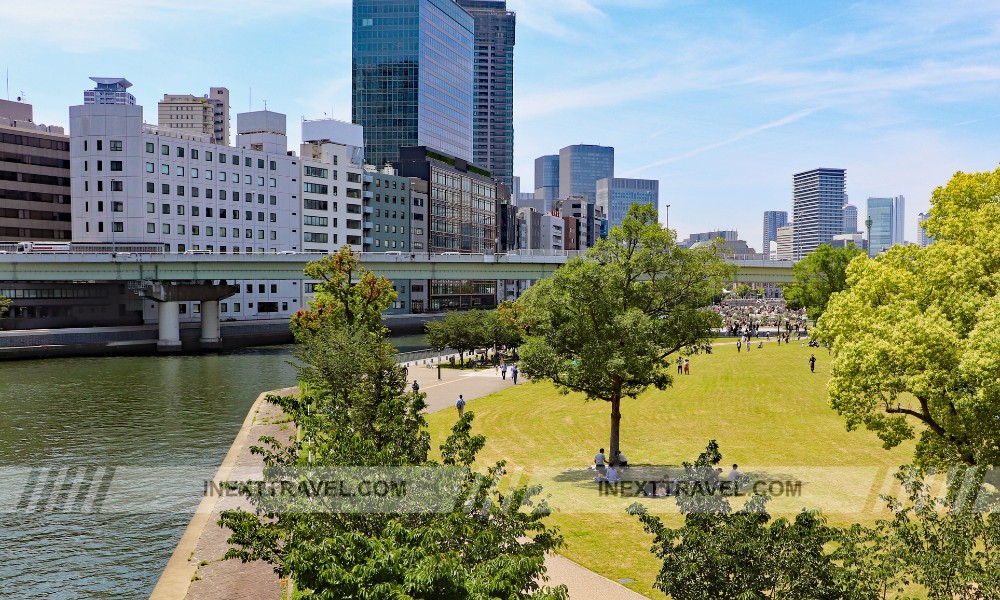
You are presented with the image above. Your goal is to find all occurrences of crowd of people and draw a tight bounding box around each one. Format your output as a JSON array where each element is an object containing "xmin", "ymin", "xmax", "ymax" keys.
[{"xmin": 712, "ymin": 300, "xmax": 809, "ymax": 339}]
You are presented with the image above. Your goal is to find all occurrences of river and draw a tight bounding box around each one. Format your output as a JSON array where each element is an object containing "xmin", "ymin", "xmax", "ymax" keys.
[{"xmin": 0, "ymin": 334, "xmax": 427, "ymax": 599}]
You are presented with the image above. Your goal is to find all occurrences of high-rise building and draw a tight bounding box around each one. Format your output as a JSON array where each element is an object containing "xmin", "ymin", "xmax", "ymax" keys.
[
  {"xmin": 455, "ymin": 0, "xmax": 515, "ymax": 188},
  {"xmin": 558, "ymin": 144, "xmax": 614, "ymax": 204},
  {"xmin": 892, "ymin": 195, "xmax": 905, "ymax": 245},
  {"xmin": 866, "ymin": 196, "xmax": 905, "ymax": 256},
  {"xmin": 0, "ymin": 101, "xmax": 71, "ymax": 241},
  {"xmin": 792, "ymin": 168, "xmax": 846, "ymax": 259},
  {"xmin": 352, "ymin": 0, "xmax": 475, "ymax": 169},
  {"xmin": 84, "ymin": 77, "xmax": 136, "ymax": 105},
  {"xmin": 918, "ymin": 212, "xmax": 932, "ymax": 247},
  {"xmin": 842, "ymin": 203, "xmax": 858, "ymax": 234},
  {"xmin": 762, "ymin": 210, "xmax": 788, "ymax": 256},
  {"xmin": 158, "ymin": 88, "xmax": 230, "ymax": 145},
  {"xmin": 596, "ymin": 177, "xmax": 659, "ymax": 231},
  {"xmin": 775, "ymin": 224, "xmax": 794, "ymax": 261},
  {"xmin": 533, "ymin": 154, "xmax": 559, "ymax": 209}
]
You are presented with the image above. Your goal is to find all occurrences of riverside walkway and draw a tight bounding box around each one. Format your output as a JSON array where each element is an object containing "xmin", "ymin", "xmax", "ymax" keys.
[{"xmin": 151, "ymin": 364, "xmax": 646, "ymax": 600}]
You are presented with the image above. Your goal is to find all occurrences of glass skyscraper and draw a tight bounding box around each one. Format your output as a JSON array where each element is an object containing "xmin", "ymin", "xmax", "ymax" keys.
[
  {"xmin": 455, "ymin": 0, "xmax": 515, "ymax": 188},
  {"xmin": 866, "ymin": 196, "xmax": 905, "ymax": 257},
  {"xmin": 353, "ymin": 0, "xmax": 475, "ymax": 169},
  {"xmin": 762, "ymin": 210, "xmax": 788, "ymax": 255},
  {"xmin": 596, "ymin": 178, "xmax": 659, "ymax": 231},
  {"xmin": 792, "ymin": 168, "xmax": 846, "ymax": 260},
  {"xmin": 559, "ymin": 144, "xmax": 614, "ymax": 205},
  {"xmin": 533, "ymin": 154, "xmax": 559, "ymax": 210}
]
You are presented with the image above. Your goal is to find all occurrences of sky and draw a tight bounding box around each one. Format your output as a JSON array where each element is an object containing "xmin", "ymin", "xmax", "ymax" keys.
[{"xmin": 4, "ymin": 0, "xmax": 1000, "ymax": 248}]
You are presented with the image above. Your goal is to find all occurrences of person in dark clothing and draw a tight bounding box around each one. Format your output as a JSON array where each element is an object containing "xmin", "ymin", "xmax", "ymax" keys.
[{"xmin": 809, "ymin": 354, "xmax": 817, "ymax": 373}]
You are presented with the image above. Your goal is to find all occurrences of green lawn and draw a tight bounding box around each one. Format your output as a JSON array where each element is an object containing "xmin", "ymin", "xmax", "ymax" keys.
[{"xmin": 425, "ymin": 340, "xmax": 916, "ymax": 598}]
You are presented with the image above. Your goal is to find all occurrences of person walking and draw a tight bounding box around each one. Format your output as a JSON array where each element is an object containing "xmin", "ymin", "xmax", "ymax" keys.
[
  {"xmin": 683, "ymin": 358, "xmax": 690, "ymax": 375},
  {"xmin": 456, "ymin": 394, "xmax": 466, "ymax": 418},
  {"xmin": 677, "ymin": 356, "xmax": 683, "ymax": 374},
  {"xmin": 412, "ymin": 380, "xmax": 420, "ymax": 394},
  {"xmin": 737, "ymin": 339, "xmax": 742, "ymax": 352},
  {"xmin": 809, "ymin": 354, "xmax": 816, "ymax": 373},
  {"xmin": 500, "ymin": 362, "xmax": 508, "ymax": 380},
  {"xmin": 511, "ymin": 365, "xmax": 519, "ymax": 384}
]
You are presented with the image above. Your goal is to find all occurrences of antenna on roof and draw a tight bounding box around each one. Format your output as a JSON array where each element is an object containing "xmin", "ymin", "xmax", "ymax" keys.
[
  {"xmin": 263, "ymin": 99, "xmax": 268, "ymax": 110},
  {"xmin": 249, "ymin": 87, "xmax": 252, "ymax": 112}
]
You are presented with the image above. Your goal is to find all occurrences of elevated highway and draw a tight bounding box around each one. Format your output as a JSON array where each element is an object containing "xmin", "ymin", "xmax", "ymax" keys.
[{"xmin": 0, "ymin": 252, "xmax": 793, "ymax": 284}]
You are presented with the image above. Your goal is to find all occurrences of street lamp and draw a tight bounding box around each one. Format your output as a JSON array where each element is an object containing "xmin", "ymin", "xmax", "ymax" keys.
[{"xmin": 865, "ymin": 216, "xmax": 873, "ymax": 257}]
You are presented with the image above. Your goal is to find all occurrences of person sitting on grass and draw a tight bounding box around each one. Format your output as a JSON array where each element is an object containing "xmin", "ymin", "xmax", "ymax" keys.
[
  {"xmin": 605, "ymin": 465, "xmax": 620, "ymax": 484},
  {"xmin": 617, "ymin": 450, "xmax": 628, "ymax": 469}
]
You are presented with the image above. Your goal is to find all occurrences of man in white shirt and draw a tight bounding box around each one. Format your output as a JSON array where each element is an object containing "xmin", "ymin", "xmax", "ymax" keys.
[{"xmin": 727, "ymin": 464, "xmax": 743, "ymax": 483}]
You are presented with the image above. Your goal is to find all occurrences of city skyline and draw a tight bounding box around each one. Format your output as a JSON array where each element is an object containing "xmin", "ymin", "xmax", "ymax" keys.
[{"xmin": 5, "ymin": 1, "xmax": 1000, "ymax": 243}]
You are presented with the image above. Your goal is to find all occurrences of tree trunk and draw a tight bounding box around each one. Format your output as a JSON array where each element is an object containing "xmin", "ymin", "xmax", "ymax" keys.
[{"xmin": 609, "ymin": 394, "xmax": 621, "ymax": 467}]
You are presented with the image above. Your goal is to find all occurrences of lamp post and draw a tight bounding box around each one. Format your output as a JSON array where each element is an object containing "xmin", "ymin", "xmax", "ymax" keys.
[{"xmin": 865, "ymin": 216, "xmax": 873, "ymax": 257}]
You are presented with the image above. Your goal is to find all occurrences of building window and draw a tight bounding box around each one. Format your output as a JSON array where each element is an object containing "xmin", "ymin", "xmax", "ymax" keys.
[
  {"xmin": 97, "ymin": 181, "xmax": 103, "ymax": 192},
  {"xmin": 164, "ymin": 225, "xmax": 171, "ymax": 234},
  {"xmin": 206, "ymin": 151, "xmax": 213, "ymax": 161},
  {"xmin": 146, "ymin": 142, "xmax": 154, "ymax": 153},
  {"xmin": 147, "ymin": 223, "xmax": 156, "ymax": 233},
  {"xmin": 269, "ymin": 161, "xmax": 276, "ymax": 170},
  {"xmin": 162, "ymin": 183, "xmax": 170, "ymax": 194},
  {"xmin": 111, "ymin": 181, "xmax": 123, "ymax": 192},
  {"xmin": 219, "ymin": 153, "xmax": 227, "ymax": 164},
  {"xmin": 206, "ymin": 170, "xmax": 213, "ymax": 180},
  {"xmin": 177, "ymin": 186, "xmax": 185, "ymax": 197},
  {"xmin": 303, "ymin": 232, "xmax": 329, "ymax": 243},
  {"xmin": 113, "ymin": 222, "xmax": 123, "ymax": 233},
  {"xmin": 146, "ymin": 162, "xmax": 154, "ymax": 173},
  {"xmin": 191, "ymin": 206, "xmax": 200, "ymax": 217},
  {"xmin": 219, "ymin": 172, "xmax": 226, "ymax": 182},
  {"xmin": 191, "ymin": 187, "xmax": 199, "ymax": 198},
  {"xmin": 269, "ymin": 231, "xmax": 276, "ymax": 240},
  {"xmin": 191, "ymin": 168, "xmax": 199, "ymax": 178},
  {"xmin": 270, "ymin": 195, "xmax": 276, "ymax": 205},
  {"xmin": 177, "ymin": 147, "xmax": 184, "ymax": 158},
  {"xmin": 191, "ymin": 149, "xmax": 199, "ymax": 160},
  {"xmin": 177, "ymin": 224, "xmax": 186, "ymax": 235},
  {"xmin": 161, "ymin": 164, "xmax": 169, "ymax": 175},
  {"xmin": 161, "ymin": 145, "xmax": 169, "ymax": 155},
  {"xmin": 269, "ymin": 178, "xmax": 277, "ymax": 187},
  {"xmin": 112, "ymin": 201, "xmax": 123, "ymax": 212},
  {"xmin": 162, "ymin": 204, "xmax": 170, "ymax": 214},
  {"xmin": 192, "ymin": 226, "xmax": 200, "ymax": 236},
  {"xmin": 146, "ymin": 202, "xmax": 155, "ymax": 213},
  {"xmin": 177, "ymin": 166, "xmax": 184, "ymax": 177}
]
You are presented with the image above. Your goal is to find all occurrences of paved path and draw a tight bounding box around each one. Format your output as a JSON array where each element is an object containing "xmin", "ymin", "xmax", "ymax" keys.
[{"xmin": 154, "ymin": 363, "xmax": 647, "ymax": 600}]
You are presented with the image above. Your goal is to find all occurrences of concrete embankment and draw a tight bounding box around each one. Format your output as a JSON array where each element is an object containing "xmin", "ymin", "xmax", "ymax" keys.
[
  {"xmin": 153, "ymin": 361, "xmax": 646, "ymax": 600},
  {"xmin": 0, "ymin": 313, "xmax": 440, "ymax": 360}
]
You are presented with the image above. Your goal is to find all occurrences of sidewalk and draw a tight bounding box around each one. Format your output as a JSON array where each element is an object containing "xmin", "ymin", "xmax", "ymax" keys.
[{"xmin": 154, "ymin": 365, "xmax": 648, "ymax": 600}]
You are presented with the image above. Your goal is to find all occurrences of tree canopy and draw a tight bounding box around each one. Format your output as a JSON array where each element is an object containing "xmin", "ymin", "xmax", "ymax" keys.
[
  {"xmin": 220, "ymin": 251, "xmax": 566, "ymax": 599},
  {"xmin": 512, "ymin": 203, "xmax": 735, "ymax": 465},
  {"xmin": 0, "ymin": 294, "xmax": 9, "ymax": 317},
  {"xmin": 782, "ymin": 243, "xmax": 865, "ymax": 321},
  {"xmin": 425, "ymin": 307, "xmax": 523, "ymax": 365},
  {"xmin": 818, "ymin": 168, "xmax": 1000, "ymax": 468}
]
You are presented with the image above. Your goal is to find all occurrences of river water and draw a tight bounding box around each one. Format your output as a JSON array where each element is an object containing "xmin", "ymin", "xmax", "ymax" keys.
[{"xmin": 0, "ymin": 335, "xmax": 427, "ymax": 599}]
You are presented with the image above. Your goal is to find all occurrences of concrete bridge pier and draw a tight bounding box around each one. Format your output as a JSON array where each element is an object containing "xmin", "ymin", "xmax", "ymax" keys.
[
  {"xmin": 157, "ymin": 302, "xmax": 182, "ymax": 353},
  {"xmin": 199, "ymin": 300, "xmax": 221, "ymax": 348},
  {"xmin": 142, "ymin": 282, "xmax": 238, "ymax": 353}
]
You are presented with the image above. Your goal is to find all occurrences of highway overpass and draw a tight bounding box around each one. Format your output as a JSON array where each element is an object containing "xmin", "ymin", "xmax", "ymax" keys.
[{"xmin": 0, "ymin": 252, "xmax": 794, "ymax": 284}]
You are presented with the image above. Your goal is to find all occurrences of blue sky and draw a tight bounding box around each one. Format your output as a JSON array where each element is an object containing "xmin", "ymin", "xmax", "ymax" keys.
[{"xmin": 4, "ymin": 0, "xmax": 1000, "ymax": 247}]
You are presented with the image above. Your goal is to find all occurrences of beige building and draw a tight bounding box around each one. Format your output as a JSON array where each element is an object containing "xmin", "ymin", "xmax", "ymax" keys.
[
  {"xmin": 0, "ymin": 100, "xmax": 71, "ymax": 241},
  {"xmin": 775, "ymin": 224, "xmax": 794, "ymax": 261},
  {"xmin": 157, "ymin": 87, "xmax": 230, "ymax": 144}
]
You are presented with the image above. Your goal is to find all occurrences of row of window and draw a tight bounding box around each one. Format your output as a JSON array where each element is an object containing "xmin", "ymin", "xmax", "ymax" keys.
[{"xmin": 143, "ymin": 162, "xmax": 277, "ymax": 186}]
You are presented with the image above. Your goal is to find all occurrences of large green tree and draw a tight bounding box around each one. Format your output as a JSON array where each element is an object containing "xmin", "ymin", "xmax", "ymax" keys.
[
  {"xmin": 782, "ymin": 243, "xmax": 865, "ymax": 321},
  {"xmin": 425, "ymin": 309, "xmax": 489, "ymax": 365},
  {"xmin": 221, "ymin": 253, "xmax": 566, "ymax": 599},
  {"xmin": 0, "ymin": 294, "xmax": 10, "ymax": 317},
  {"xmin": 818, "ymin": 168, "xmax": 1000, "ymax": 468},
  {"xmin": 513, "ymin": 203, "xmax": 735, "ymax": 465}
]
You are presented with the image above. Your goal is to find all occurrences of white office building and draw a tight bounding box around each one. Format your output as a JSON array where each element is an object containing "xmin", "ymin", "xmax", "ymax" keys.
[
  {"xmin": 299, "ymin": 119, "xmax": 366, "ymax": 255},
  {"xmin": 69, "ymin": 97, "xmax": 302, "ymax": 324}
]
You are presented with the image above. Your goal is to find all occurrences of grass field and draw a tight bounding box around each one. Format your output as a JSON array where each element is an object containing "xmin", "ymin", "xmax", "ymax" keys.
[{"xmin": 425, "ymin": 339, "xmax": 916, "ymax": 598}]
